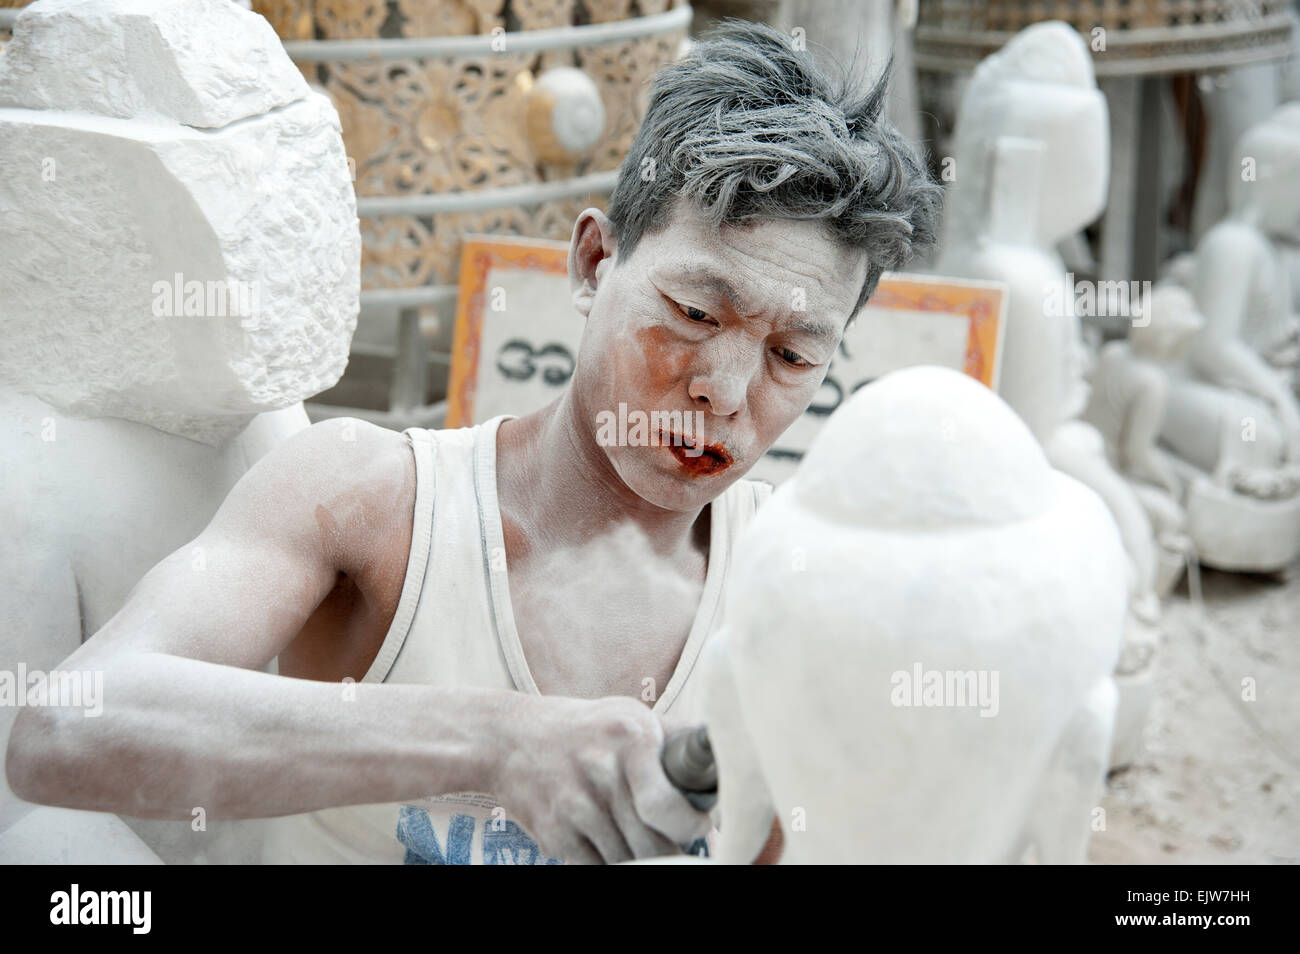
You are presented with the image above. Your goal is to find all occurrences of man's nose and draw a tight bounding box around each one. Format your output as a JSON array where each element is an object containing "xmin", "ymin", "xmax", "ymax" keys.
[{"xmin": 687, "ymin": 341, "xmax": 757, "ymax": 417}]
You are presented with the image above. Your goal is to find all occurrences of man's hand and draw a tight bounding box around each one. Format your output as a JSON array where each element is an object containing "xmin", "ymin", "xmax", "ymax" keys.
[{"xmin": 492, "ymin": 694, "xmax": 712, "ymax": 864}]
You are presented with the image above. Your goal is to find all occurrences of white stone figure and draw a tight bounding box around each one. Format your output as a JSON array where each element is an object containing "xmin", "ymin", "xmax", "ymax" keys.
[
  {"xmin": 1083, "ymin": 285, "xmax": 1201, "ymax": 596},
  {"xmin": 0, "ymin": 0, "xmax": 360, "ymax": 862},
  {"xmin": 1189, "ymin": 64, "xmax": 1284, "ymax": 244},
  {"xmin": 1260, "ymin": 102, "xmax": 1300, "ymax": 322},
  {"xmin": 1080, "ymin": 287, "xmax": 1208, "ymax": 766},
  {"xmin": 772, "ymin": 0, "xmax": 923, "ymax": 144},
  {"xmin": 699, "ymin": 367, "xmax": 1127, "ymax": 864},
  {"xmin": 1155, "ymin": 104, "xmax": 1300, "ymax": 574},
  {"xmin": 935, "ymin": 22, "xmax": 1163, "ymax": 766}
]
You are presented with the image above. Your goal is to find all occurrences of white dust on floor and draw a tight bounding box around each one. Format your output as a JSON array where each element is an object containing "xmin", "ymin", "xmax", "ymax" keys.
[{"xmin": 1089, "ymin": 562, "xmax": 1300, "ymax": 864}]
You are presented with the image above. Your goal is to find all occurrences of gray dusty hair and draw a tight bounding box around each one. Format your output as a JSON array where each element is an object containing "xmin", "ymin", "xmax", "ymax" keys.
[{"xmin": 606, "ymin": 19, "xmax": 942, "ymax": 318}]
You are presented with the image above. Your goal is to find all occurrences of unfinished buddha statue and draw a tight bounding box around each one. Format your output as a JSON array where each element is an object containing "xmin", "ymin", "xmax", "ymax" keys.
[
  {"xmin": 1156, "ymin": 103, "xmax": 1300, "ymax": 573},
  {"xmin": 699, "ymin": 366, "xmax": 1127, "ymax": 863}
]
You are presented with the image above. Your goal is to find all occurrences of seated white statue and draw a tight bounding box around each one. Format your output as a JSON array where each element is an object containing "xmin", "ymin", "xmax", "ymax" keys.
[
  {"xmin": 1084, "ymin": 285, "xmax": 1201, "ymax": 594},
  {"xmin": 699, "ymin": 366, "xmax": 1128, "ymax": 864},
  {"xmin": 0, "ymin": 0, "xmax": 360, "ymax": 862},
  {"xmin": 1156, "ymin": 104, "xmax": 1300, "ymax": 573}
]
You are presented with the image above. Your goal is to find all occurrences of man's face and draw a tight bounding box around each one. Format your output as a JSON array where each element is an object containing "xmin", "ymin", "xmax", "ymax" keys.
[{"xmin": 568, "ymin": 199, "xmax": 870, "ymax": 512}]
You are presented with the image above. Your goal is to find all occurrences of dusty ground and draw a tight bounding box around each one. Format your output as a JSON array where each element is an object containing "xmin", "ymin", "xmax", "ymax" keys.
[{"xmin": 1088, "ymin": 561, "xmax": 1300, "ymax": 864}]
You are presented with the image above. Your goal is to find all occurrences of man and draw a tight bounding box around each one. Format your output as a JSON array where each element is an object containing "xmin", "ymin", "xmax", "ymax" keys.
[{"xmin": 6, "ymin": 21, "xmax": 939, "ymax": 864}]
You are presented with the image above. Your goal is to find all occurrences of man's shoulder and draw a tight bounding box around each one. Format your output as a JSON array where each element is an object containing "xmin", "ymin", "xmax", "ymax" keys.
[
  {"xmin": 285, "ymin": 416, "xmax": 416, "ymax": 481},
  {"xmin": 259, "ymin": 417, "xmax": 418, "ymax": 563}
]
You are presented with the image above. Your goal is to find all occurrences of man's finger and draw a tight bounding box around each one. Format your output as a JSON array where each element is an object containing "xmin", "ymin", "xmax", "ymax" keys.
[
  {"xmin": 577, "ymin": 805, "xmax": 634, "ymax": 865},
  {"xmin": 609, "ymin": 771, "xmax": 685, "ymax": 859},
  {"xmin": 625, "ymin": 744, "xmax": 712, "ymax": 845},
  {"xmin": 562, "ymin": 834, "xmax": 604, "ymax": 866}
]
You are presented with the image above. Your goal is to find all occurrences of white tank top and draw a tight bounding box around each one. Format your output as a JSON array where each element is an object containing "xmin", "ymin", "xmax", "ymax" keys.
[{"xmin": 262, "ymin": 415, "xmax": 772, "ymax": 864}]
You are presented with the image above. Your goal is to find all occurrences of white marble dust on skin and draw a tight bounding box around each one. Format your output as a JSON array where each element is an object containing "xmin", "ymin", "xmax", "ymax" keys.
[{"xmin": 511, "ymin": 520, "xmax": 706, "ymax": 700}]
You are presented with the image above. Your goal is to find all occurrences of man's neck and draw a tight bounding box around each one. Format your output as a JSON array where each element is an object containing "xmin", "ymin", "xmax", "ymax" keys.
[{"xmin": 496, "ymin": 391, "xmax": 711, "ymax": 563}]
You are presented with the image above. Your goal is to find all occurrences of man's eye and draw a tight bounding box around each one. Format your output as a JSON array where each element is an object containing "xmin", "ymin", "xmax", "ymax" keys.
[
  {"xmin": 776, "ymin": 347, "xmax": 811, "ymax": 367},
  {"xmin": 678, "ymin": 303, "xmax": 710, "ymax": 322}
]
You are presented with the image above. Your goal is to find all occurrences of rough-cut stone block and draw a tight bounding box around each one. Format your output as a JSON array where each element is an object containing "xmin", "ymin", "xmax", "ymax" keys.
[
  {"xmin": 0, "ymin": 0, "xmax": 309, "ymax": 128},
  {"xmin": 0, "ymin": 93, "xmax": 360, "ymax": 444}
]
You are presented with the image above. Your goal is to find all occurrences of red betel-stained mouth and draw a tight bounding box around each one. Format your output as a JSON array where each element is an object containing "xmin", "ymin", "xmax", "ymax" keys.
[{"xmin": 660, "ymin": 428, "xmax": 734, "ymax": 476}]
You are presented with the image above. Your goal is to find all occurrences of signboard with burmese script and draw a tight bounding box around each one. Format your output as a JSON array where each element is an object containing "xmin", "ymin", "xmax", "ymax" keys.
[
  {"xmin": 447, "ymin": 236, "xmax": 1007, "ymax": 484},
  {"xmin": 446, "ymin": 235, "xmax": 577, "ymax": 429}
]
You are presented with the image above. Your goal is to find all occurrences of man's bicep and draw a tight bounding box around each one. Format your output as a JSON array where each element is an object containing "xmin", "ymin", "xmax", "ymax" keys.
[
  {"xmin": 73, "ymin": 418, "xmax": 403, "ymax": 671},
  {"xmin": 77, "ymin": 530, "xmax": 332, "ymax": 671}
]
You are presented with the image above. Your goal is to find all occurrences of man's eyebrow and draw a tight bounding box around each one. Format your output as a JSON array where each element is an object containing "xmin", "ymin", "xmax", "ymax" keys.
[
  {"xmin": 663, "ymin": 266, "xmax": 841, "ymax": 341},
  {"xmin": 667, "ymin": 267, "xmax": 749, "ymax": 313},
  {"xmin": 787, "ymin": 318, "xmax": 839, "ymax": 343}
]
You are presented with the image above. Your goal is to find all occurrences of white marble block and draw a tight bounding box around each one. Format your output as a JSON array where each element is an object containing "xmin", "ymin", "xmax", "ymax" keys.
[{"xmin": 0, "ymin": 0, "xmax": 309, "ymax": 127}]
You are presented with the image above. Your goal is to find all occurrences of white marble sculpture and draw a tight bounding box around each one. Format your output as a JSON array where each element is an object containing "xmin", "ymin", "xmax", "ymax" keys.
[
  {"xmin": 0, "ymin": 0, "xmax": 360, "ymax": 862},
  {"xmin": 1271, "ymin": 102, "xmax": 1300, "ymax": 324},
  {"xmin": 1154, "ymin": 104, "xmax": 1300, "ymax": 574},
  {"xmin": 934, "ymin": 22, "xmax": 1164, "ymax": 767},
  {"xmin": 1189, "ymin": 64, "xmax": 1287, "ymax": 244},
  {"xmin": 699, "ymin": 367, "xmax": 1127, "ymax": 864},
  {"xmin": 1080, "ymin": 288, "xmax": 1200, "ymax": 756},
  {"xmin": 771, "ymin": 0, "xmax": 923, "ymax": 144},
  {"xmin": 1083, "ymin": 284, "xmax": 1200, "ymax": 593}
]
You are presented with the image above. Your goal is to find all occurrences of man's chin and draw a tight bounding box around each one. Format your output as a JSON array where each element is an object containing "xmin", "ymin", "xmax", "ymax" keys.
[{"xmin": 611, "ymin": 446, "xmax": 746, "ymax": 511}]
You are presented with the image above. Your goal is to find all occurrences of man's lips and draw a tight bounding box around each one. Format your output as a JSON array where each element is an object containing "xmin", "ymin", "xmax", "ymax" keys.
[{"xmin": 659, "ymin": 428, "xmax": 734, "ymax": 475}]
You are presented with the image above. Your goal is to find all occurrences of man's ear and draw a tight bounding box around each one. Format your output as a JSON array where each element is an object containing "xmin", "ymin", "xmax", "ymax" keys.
[{"xmin": 568, "ymin": 208, "xmax": 617, "ymax": 318}]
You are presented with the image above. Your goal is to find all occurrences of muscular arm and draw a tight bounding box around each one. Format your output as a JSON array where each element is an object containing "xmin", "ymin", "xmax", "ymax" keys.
[
  {"xmin": 4, "ymin": 418, "xmax": 515, "ymax": 819},
  {"xmin": 5, "ymin": 418, "xmax": 709, "ymax": 861}
]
